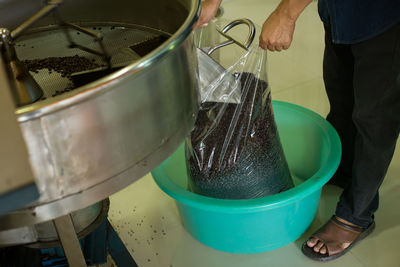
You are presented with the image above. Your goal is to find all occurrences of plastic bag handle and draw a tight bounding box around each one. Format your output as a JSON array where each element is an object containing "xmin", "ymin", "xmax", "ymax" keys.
[{"xmin": 207, "ymin": 18, "xmax": 256, "ymax": 56}]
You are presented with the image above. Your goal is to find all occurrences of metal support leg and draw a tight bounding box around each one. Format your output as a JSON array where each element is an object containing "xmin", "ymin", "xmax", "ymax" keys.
[
  {"xmin": 106, "ymin": 220, "xmax": 138, "ymax": 267},
  {"xmin": 53, "ymin": 215, "xmax": 87, "ymax": 267}
]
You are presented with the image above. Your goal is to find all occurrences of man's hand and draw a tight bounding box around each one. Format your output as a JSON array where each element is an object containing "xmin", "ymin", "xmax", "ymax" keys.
[
  {"xmin": 259, "ymin": 0, "xmax": 312, "ymax": 51},
  {"xmin": 193, "ymin": 0, "xmax": 222, "ymax": 30},
  {"xmin": 259, "ymin": 11, "xmax": 296, "ymax": 51}
]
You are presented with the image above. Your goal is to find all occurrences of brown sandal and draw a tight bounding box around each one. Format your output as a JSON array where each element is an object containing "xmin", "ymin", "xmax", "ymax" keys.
[{"xmin": 301, "ymin": 216, "xmax": 375, "ymax": 261}]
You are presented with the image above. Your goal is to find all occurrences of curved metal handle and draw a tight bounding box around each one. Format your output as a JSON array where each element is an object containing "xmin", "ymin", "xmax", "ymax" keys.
[{"xmin": 207, "ymin": 18, "xmax": 256, "ymax": 55}]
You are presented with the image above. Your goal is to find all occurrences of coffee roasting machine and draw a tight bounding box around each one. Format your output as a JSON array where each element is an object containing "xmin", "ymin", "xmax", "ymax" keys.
[{"xmin": 0, "ymin": 0, "xmax": 200, "ymax": 265}]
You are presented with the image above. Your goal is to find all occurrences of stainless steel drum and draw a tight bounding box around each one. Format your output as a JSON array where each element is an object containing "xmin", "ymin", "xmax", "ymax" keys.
[{"xmin": 0, "ymin": 0, "xmax": 200, "ymax": 231}]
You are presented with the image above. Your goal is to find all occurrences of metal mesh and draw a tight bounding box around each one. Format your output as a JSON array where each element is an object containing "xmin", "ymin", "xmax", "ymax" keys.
[{"xmin": 15, "ymin": 23, "xmax": 169, "ymax": 101}]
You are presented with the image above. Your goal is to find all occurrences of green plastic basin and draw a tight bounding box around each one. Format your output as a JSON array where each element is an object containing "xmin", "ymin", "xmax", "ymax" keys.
[{"xmin": 152, "ymin": 101, "xmax": 341, "ymax": 253}]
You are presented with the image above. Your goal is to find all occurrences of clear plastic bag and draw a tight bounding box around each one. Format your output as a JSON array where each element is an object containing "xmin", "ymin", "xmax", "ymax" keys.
[{"xmin": 186, "ymin": 19, "xmax": 294, "ymax": 199}]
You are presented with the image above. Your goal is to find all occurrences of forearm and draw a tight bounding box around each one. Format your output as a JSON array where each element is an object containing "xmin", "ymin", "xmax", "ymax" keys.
[
  {"xmin": 275, "ymin": 0, "xmax": 313, "ymax": 22},
  {"xmin": 258, "ymin": 0, "xmax": 312, "ymax": 51},
  {"xmin": 203, "ymin": 0, "xmax": 222, "ymax": 7},
  {"xmin": 194, "ymin": 0, "xmax": 223, "ymax": 29}
]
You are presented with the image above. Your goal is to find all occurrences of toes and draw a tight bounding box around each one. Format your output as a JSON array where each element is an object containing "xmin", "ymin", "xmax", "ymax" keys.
[
  {"xmin": 320, "ymin": 246, "xmax": 327, "ymax": 254},
  {"xmin": 307, "ymin": 237, "xmax": 318, "ymax": 247},
  {"xmin": 313, "ymin": 241, "xmax": 324, "ymax": 252},
  {"xmin": 306, "ymin": 238, "xmax": 328, "ymax": 255}
]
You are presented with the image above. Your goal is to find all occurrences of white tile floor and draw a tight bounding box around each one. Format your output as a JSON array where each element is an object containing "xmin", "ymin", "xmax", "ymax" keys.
[{"xmin": 105, "ymin": 1, "xmax": 400, "ymax": 266}]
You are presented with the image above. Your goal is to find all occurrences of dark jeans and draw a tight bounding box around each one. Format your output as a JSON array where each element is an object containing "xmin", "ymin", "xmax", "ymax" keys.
[{"xmin": 323, "ymin": 23, "xmax": 400, "ymax": 228}]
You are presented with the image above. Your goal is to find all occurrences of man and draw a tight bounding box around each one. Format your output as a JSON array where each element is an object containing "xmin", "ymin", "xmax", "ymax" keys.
[{"xmin": 195, "ymin": 0, "xmax": 400, "ymax": 261}]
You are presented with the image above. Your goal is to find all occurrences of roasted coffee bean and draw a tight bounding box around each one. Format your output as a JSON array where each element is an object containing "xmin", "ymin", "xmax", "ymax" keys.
[
  {"xmin": 23, "ymin": 55, "xmax": 101, "ymax": 98},
  {"xmin": 187, "ymin": 72, "xmax": 294, "ymax": 199},
  {"xmin": 23, "ymin": 55, "xmax": 99, "ymax": 78}
]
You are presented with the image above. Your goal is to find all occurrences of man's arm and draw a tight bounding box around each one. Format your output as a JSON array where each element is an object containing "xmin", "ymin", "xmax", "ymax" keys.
[
  {"xmin": 193, "ymin": 0, "xmax": 222, "ymax": 30},
  {"xmin": 259, "ymin": 0, "xmax": 312, "ymax": 51}
]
